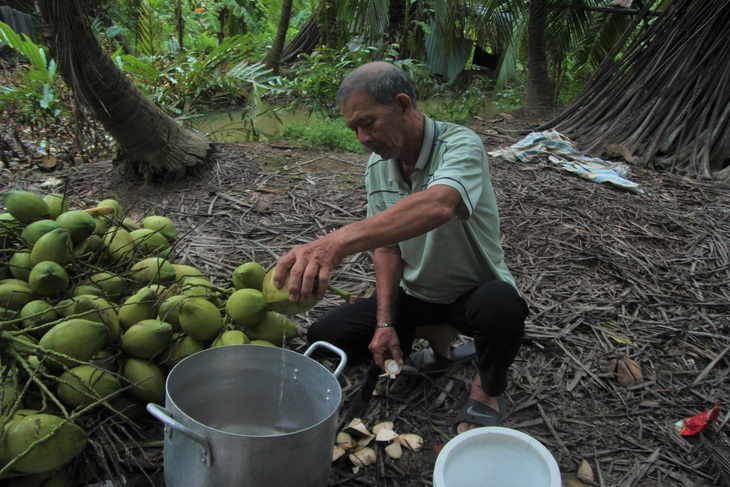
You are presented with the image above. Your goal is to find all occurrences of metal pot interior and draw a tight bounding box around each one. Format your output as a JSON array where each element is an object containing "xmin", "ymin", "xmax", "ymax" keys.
[{"xmin": 165, "ymin": 345, "xmax": 341, "ymax": 437}]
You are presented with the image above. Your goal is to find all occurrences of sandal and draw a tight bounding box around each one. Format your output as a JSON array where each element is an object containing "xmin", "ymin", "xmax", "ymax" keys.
[
  {"xmin": 402, "ymin": 341, "xmax": 476, "ymax": 376},
  {"xmin": 451, "ymin": 395, "xmax": 508, "ymax": 435}
]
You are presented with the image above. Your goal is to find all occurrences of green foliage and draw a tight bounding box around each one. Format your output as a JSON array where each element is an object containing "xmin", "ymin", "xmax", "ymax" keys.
[
  {"xmin": 115, "ymin": 35, "xmax": 277, "ymax": 117},
  {"xmin": 279, "ymin": 118, "xmax": 367, "ymax": 153},
  {"xmin": 0, "ymin": 21, "xmax": 68, "ymax": 125},
  {"xmin": 391, "ymin": 55, "xmax": 444, "ymax": 102},
  {"xmin": 427, "ymin": 77, "xmax": 493, "ymax": 125},
  {"xmin": 274, "ymin": 45, "xmax": 380, "ymax": 119},
  {"xmin": 494, "ymin": 83, "xmax": 525, "ymax": 112},
  {"xmin": 137, "ymin": 0, "xmax": 164, "ymax": 58}
]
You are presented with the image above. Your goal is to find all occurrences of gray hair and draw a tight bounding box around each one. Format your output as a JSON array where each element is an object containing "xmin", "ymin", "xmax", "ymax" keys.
[{"xmin": 336, "ymin": 62, "xmax": 418, "ymax": 109}]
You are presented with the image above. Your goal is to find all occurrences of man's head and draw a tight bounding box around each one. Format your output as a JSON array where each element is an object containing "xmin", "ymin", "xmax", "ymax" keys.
[
  {"xmin": 336, "ymin": 61, "xmax": 418, "ymax": 109},
  {"xmin": 337, "ymin": 62, "xmax": 424, "ymax": 162}
]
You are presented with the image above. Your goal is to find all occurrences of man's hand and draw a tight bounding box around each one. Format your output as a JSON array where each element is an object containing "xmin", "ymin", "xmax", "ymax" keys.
[
  {"xmin": 369, "ymin": 327, "xmax": 404, "ymax": 369},
  {"xmin": 273, "ymin": 235, "xmax": 344, "ymax": 303}
]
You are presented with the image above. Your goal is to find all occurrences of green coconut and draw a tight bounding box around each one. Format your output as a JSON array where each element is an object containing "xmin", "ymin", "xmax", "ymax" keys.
[
  {"xmin": 129, "ymin": 257, "xmax": 177, "ymax": 285},
  {"xmin": 232, "ymin": 261, "xmax": 266, "ymax": 291},
  {"xmin": 122, "ymin": 358, "xmax": 165, "ymax": 404},
  {"xmin": 0, "ymin": 413, "xmax": 86, "ymax": 474},
  {"xmin": 160, "ymin": 334, "xmax": 206, "ymax": 368},
  {"xmin": 120, "ymin": 319, "xmax": 173, "ymax": 359},
  {"xmin": 0, "ymin": 278, "xmax": 31, "ymax": 288},
  {"xmin": 2, "ymin": 190, "xmax": 50, "ymax": 222},
  {"xmin": 178, "ymin": 297, "xmax": 224, "ymax": 341},
  {"xmin": 21, "ymin": 219, "xmax": 60, "ymax": 246},
  {"xmin": 57, "ymin": 364, "xmax": 121, "ymax": 408},
  {"xmin": 102, "ymin": 226, "xmax": 134, "ymax": 263},
  {"xmin": 225, "ymin": 288, "xmax": 267, "ymax": 327},
  {"xmin": 73, "ymin": 295, "xmax": 121, "ymax": 344},
  {"xmin": 211, "ymin": 329, "xmax": 250, "ymax": 347},
  {"xmin": 20, "ymin": 299, "xmax": 59, "ymax": 331},
  {"xmin": 97, "ymin": 198, "xmax": 122, "ymax": 218},
  {"xmin": 28, "ymin": 261, "xmax": 69, "ymax": 297},
  {"xmin": 245, "ymin": 311, "xmax": 298, "ymax": 347},
  {"xmin": 141, "ymin": 215, "xmax": 178, "ymax": 241},
  {"xmin": 72, "ymin": 234, "xmax": 103, "ymax": 259},
  {"xmin": 55, "ymin": 210, "xmax": 96, "ymax": 243},
  {"xmin": 157, "ymin": 294, "xmax": 187, "ymax": 332},
  {"xmin": 9, "ymin": 251, "xmax": 33, "ymax": 281},
  {"xmin": 71, "ymin": 285, "xmax": 104, "ymax": 298},
  {"xmin": 86, "ymin": 271, "xmax": 127, "ymax": 300},
  {"xmin": 117, "ymin": 287, "xmax": 159, "ymax": 331},
  {"xmin": 0, "ymin": 283, "xmax": 35, "ymax": 311},
  {"xmin": 38, "ymin": 319, "xmax": 108, "ymax": 369},
  {"xmin": 261, "ymin": 268, "xmax": 318, "ymax": 315},
  {"xmin": 178, "ymin": 276, "xmax": 220, "ymax": 301},
  {"xmin": 42, "ymin": 193, "xmax": 70, "ymax": 219},
  {"xmin": 171, "ymin": 264, "xmax": 203, "ymax": 282},
  {"xmin": 129, "ymin": 228, "xmax": 169, "ymax": 255},
  {"xmin": 30, "ymin": 228, "xmax": 73, "ymax": 266}
]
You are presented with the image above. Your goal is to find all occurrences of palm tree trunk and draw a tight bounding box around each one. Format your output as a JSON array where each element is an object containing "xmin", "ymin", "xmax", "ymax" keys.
[
  {"xmin": 36, "ymin": 0, "xmax": 210, "ymax": 181},
  {"xmin": 265, "ymin": 0, "xmax": 294, "ymax": 74},
  {"xmin": 524, "ymin": 0, "xmax": 553, "ymax": 114}
]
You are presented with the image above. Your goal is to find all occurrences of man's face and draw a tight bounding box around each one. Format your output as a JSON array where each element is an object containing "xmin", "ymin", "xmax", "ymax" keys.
[{"xmin": 341, "ymin": 91, "xmax": 406, "ymax": 160}]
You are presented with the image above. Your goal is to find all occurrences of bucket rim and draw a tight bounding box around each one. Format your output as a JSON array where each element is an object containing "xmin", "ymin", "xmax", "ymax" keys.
[{"xmin": 433, "ymin": 426, "xmax": 561, "ymax": 486}]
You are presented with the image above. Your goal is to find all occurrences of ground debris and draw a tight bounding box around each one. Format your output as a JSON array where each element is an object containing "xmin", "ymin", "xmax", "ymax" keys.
[{"xmin": 2, "ymin": 113, "xmax": 727, "ymax": 486}]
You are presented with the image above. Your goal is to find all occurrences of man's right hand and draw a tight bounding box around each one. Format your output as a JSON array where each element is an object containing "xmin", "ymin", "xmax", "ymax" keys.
[{"xmin": 273, "ymin": 234, "xmax": 344, "ymax": 303}]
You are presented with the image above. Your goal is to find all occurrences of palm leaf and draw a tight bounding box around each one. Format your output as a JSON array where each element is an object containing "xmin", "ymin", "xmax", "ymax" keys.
[
  {"xmin": 0, "ymin": 21, "xmax": 49, "ymax": 77},
  {"xmin": 337, "ymin": 0, "xmax": 390, "ymax": 47}
]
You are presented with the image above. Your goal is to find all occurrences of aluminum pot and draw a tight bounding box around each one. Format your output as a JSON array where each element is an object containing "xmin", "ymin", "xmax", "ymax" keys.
[{"xmin": 147, "ymin": 341, "xmax": 347, "ymax": 487}]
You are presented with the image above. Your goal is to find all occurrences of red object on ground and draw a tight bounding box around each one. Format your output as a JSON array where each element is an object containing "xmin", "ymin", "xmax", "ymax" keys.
[{"xmin": 676, "ymin": 403, "xmax": 721, "ymax": 436}]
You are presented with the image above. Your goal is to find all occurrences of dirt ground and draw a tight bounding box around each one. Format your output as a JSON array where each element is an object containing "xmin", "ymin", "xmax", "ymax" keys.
[{"xmin": 1, "ymin": 111, "xmax": 729, "ymax": 486}]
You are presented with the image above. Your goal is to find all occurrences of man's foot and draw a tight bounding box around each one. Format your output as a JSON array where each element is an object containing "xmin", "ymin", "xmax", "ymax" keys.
[{"xmin": 454, "ymin": 375, "xmax": 504, "ymax": 434}]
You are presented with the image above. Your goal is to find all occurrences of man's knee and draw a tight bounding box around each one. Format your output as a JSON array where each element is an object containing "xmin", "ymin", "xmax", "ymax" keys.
[{"xmin": 469, "ymin": 281, "xmax": 528, "ymax": 334}]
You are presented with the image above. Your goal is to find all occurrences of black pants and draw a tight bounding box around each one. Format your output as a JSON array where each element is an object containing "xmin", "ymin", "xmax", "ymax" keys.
[{"xmin": 307, "ymin": 280, "xmax": 528, "ymax": 397}]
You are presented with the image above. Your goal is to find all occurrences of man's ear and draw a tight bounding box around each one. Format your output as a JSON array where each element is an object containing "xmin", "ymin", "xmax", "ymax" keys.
[{"xmin": 395, "ymin": 93, "xmax": 412, "ymax": 113}]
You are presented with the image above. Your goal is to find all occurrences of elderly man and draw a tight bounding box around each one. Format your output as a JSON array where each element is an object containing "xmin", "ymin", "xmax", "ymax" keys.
[{"xmin": 273, "ymin": 61, "xmax": 528, "ymax": 434}]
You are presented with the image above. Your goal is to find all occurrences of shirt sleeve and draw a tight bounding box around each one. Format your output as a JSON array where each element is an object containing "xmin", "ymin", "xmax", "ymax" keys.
[{"xmin": 426, "ymin": 129, "xmax": 487, "ymax": 221}]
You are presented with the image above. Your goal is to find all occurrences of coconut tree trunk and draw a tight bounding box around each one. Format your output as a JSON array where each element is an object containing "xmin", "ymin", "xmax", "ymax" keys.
[
  {"xmin": 36, "ymin": 0, "xmax": 211, "ymax": 181},
  {"xmin": 281, "ymin": 15, "xmax": 321, "ymax": 63},
  {"xmin": 544, "ymin": 0, "xmax": 730, "ymax": 184},
  {"xmin": 524, "ymin": 0, "xmax": 553, "ymax": 114},
  {"xmin": 265, "ymin": 0, "xmax": 294, "ymax": 74}
]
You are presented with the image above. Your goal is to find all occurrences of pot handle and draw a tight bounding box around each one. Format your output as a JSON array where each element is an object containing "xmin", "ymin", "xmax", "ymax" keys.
[
  {"xmin": 146, "ymin": 403, "xmax": 213, "ymax": 468},
  {"xmin": 304, "ymin": 341, "xmax": 348, "ymax": 378}
]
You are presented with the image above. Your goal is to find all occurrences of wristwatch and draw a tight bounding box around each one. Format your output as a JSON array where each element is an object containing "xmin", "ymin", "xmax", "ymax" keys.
[{"xmin": 376, "ymin": 322, "xmax": 394, "ymax": 329}]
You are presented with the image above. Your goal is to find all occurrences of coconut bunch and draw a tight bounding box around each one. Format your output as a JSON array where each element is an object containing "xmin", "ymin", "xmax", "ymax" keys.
[
  {"xmin": 0, "ymin": 189, "xmax": 306, "ymax": 484},
  {"xmin": 333, "ymin": 418, "xmax": 424, "ymax": 473}
]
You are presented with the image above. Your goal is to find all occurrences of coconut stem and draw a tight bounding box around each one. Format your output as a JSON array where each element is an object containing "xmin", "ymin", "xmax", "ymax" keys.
[{"xmin": 327, "ymin": 285, "xmax": 359, "ymax": 304}]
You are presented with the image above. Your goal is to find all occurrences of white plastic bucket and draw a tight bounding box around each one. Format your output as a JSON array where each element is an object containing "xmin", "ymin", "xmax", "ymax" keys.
[{"xmin": 433, "ymin": 427, "xmax": 561, "ymax": 487}]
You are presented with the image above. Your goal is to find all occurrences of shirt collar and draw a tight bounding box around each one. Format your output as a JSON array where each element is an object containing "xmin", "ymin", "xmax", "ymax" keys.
[{"xmin": 387, "ymin": 115, "xmax": 436, "ymax": 182}]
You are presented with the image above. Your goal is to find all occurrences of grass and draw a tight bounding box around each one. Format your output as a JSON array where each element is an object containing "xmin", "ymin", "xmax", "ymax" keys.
[{"xmin": 278, "ymin": 117, "xmax": 367, "ymax": 153}]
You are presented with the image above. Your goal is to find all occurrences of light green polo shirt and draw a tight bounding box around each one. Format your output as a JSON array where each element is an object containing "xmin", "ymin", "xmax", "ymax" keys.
[{"xmin": 365, "ymin": 115, "xmax": 517, "ymax": 303}]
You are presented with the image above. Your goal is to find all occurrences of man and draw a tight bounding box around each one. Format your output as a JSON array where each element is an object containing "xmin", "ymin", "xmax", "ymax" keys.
[{"xmin": 273, "ymin": 61, "xmax": 528, "ymax": 434}]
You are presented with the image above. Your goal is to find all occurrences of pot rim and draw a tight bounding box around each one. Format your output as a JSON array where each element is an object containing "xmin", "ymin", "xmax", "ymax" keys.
[{"xmin": 164, "ymin": 344, "xmax": 344, "ymax": 438}]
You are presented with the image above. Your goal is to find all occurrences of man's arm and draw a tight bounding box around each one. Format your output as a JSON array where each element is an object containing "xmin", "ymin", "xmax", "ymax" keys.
[
  {"xmin": 274, "ymin": 184, "xmax": 462, "ymax": 302},
  {"xmin": 368, "ymin": 245, "xmax": 404, "ymax": 368}
]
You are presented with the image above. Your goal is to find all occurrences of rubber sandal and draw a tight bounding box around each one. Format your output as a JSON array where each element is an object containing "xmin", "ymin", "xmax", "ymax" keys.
[
  {"xmin": 451, "ymin": 395, "xmax": 508, "ymax": 435},
  {"xmin": 402, "ymin": 341, "xmax": 476, "ymax": 376}
]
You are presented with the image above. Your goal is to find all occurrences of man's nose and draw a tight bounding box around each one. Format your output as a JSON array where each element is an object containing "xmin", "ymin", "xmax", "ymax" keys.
[{"xmin": 357, "ymin": 129, "xmax": 372, "ymax": 144}]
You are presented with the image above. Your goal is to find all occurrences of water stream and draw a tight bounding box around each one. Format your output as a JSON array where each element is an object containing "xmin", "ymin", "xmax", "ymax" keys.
[{"xmin": 195, "ymin": 99, "xmax": 497, "ymax": 143}]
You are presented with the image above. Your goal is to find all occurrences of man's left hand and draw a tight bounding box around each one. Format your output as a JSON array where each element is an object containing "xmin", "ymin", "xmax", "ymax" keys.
[{"xmin": 369, "ymin": 327, "xmax": 404, "ymax": 369}]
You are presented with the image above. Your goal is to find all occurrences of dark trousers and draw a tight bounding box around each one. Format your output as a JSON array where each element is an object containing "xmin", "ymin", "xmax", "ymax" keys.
[{"xmin": 307, "ymin": 279, "xmax": 528, "ymax": 397}]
